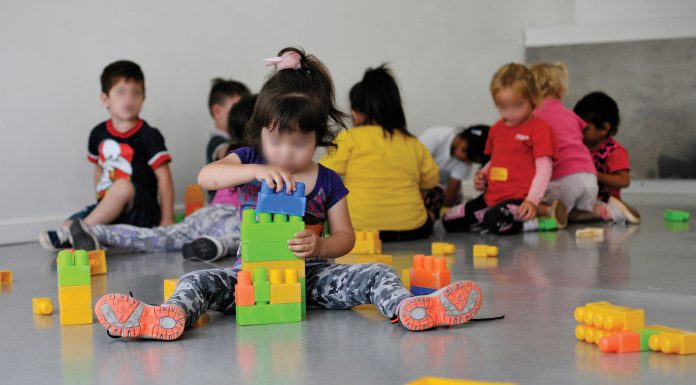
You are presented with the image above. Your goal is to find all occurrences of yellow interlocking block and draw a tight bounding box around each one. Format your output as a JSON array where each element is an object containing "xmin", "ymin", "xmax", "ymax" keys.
[
  {"xmin": 269, "ymin": 269, "xmax": 302, "ymax": 304},
  {"xmin": 242, "ymin": 259, "xmax": 306, "ymax": 278},
  {"xmin": 351, "ymin": 230, "xmax": 381, "ymax": 254},
  {"xmin": 431, "ymin": 242, "xmax": 455, "ymax": 255},
  {"xmin": 58, "ymin": 285, "xmax": 91, "ymax": 306},
  {"xmin": 473, "ymin": 244, "xmax": 498, "ymax": 258},
  {"xmin": 32, "ymin": 297, "xmax": 54, "ymax": 315},
  {"xmin": 88, "ymin": 250, "xmax": 107, "ymax": 275},
  {"xmin": 648, "ymin": 325, "xmax": 696, "ymax": 355},
  {"xmin": 407, "ymin": 377, "xmax": 517, "ymax": 385},
  {"xmin": 401, "ymin": 269, "xmax": 410, "ymax": 288},
  {"xmin": 163, "ymin": 278, "xmax": 178, "ymax": 302},
  {"xmin": 575, "ymin": 324, "xmax": 614, "ymax": 344},
  {"xmin": 59, "ymin": 304, "xmax": 93, "ymax": 325},
  {"xmin": 574, "ymin": 301, "xmax": 644, "ymax": 332}
]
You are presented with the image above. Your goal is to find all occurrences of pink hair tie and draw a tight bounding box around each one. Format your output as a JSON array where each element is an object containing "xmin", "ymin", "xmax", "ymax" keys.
[{"xmin": 263, "ymin": 51, "xmax": 302, "ymax": 70}]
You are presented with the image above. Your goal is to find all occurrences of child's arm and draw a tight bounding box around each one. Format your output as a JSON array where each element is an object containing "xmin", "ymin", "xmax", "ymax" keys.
[
  {"xmin": 288, "ymin": 197, "xmax": 355, "ymax": 259},
  {"xmin": 597, "ymin": 170, "xmax": 630, "ymax": 189},
  {"xmin": 93, "ymin": 165, "xmax": 101, "ymax": 188},
  {"xmin": 474, "ymin": 162, "xmax": 491, "ymax": 191},
  {"xmin": 154, "ymin": 164, "xmax": 175, "ymax": 226},
  {"xmin": 444, "ymin": 178, "xmax": 462, "ymax": 206},
  {"xmin": 198, "ymin": 154, "xmax": 296, "ymax": 193},
  {"xmin": 519, "ymin": 156, "xmax": 553, "ymax": 221}
]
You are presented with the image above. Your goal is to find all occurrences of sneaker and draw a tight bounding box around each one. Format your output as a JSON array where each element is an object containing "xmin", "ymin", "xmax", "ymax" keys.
[
  {"xmin": 38, "ymin": 229, "xmax": 71, "ymax": 251},
  {"xmin": 549, "ymin": 200, "xmax": 568, "ymax": 229},
  {"xmin": 94, "ymin": 293, "xmax": 186, "ymax": 340},
  {"xmin": 398, "ymin": 280, "xmax": 482, "ymax": 331},
  {"xmin": 69, "ymin": 219, "xmax": 100, "ymax": 250},
  {"xmin": 182, "ymin": 236, "xmax": 226, "ymax": 262},
  {"xmin": 608, "ymin": 196, "xmax": 640, "ymax": 224}
]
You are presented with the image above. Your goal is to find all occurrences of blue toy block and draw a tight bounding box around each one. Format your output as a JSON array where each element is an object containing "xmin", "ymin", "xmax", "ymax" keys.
[
  {"xmin": 256, "ymin": 180, "xmax": 306, "ymax": 217},
  {"xmin": 410, "ymin": 286, "xmax": 436, "ymax": 295}
]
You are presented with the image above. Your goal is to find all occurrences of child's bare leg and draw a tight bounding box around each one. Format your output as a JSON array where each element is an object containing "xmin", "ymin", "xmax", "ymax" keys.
[{"xmin": 84, "ymin": 179, "xmax": 135, "ymax": 225}]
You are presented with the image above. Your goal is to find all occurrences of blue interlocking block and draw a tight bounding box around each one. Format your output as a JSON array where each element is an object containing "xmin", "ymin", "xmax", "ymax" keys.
[
  {"xmin": 257, "ymin": 180, "xmax": 306, "ymax": 217},
  {"xmin": 410, "ymin": 286, "xmax": 436, "ymax": 295}
]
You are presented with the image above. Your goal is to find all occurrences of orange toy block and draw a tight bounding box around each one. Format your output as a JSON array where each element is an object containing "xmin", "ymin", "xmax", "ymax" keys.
[
  {"xmin": 32, "ymin": 297, "xmax": 54, "ymax": 315},
  {"xmin": 599, "ymin": 331, "xmax": 641, "ymax": 353},
  {"xmin": 473, "ymin": 244, "xmax": 498, "ymax": 258},
  {"xmin": 184, "ymin": 184, "xmax": 205, "ymax": 216},
  {"xmin": 235, "ymin": 270, "xmax": 255, "ymax": 306},
  {"xmin": 0, "ymin": 270, "xmax": 12, "ymax": 284},
  {"xmin": 163, "ymin": 278, "xmax": 178, "ymax": 302},
  {"xmin": 410, "ymin": 254, "xmax": 451, "ymax": 290},
  {"xmin": 431, "ymin": 242, "xmax": 456, "ymax": 255},
  {"xmin": 351, "ymin": 230, "xmax": 382, "ymax": 254},
  {"xmin": 87, "ymin": 250, "xmax": 107, "ymax": 275},
  {"xmin": 575, "ymin": 324, "xmax": 614, "ymax": 344},
  {"xmin": 648, "ymin": 325, "xmax": 696, "ymax": 355},
  {"xmin": 269, "ymin": 269, "xmax": 301, "ymax": 304},
  {"xmin": 574, "ymin": 301, "xmax": 645, "ymax": 332}
]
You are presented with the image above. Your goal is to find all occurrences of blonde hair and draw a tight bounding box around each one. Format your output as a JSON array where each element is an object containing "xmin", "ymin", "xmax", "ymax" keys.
[
  {"xmin": 490, "ymin": 63, "xmax": 540, "ymax": 108},
  {"xmin": 530, "ymin": 62, "xmax": 568, "ymax": 99}
]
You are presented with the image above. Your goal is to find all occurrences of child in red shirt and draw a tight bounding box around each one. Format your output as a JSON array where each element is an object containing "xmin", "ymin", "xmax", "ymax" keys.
[{"xmin": 443, "ymin": 63, "xmax": 560, "ymax": 235}]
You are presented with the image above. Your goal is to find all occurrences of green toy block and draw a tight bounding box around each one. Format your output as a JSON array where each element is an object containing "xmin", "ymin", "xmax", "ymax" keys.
[
  {"xmin": 242, "ymin": 242, "xmax": 302, "ymax": 262},
  {"xmin": 538, "ymin": 217, "xmax": 558, "ymax": 231},
  {"xmin": 664, "ymin": 209, "xmax": 690, "ymax": 222},
  {"xmin": 57, "ymin": 250, "xmax": 91, "ymax": 287},
  {"xmin": 235, "ymin": 302, "xmax": 302, "ymax": 326},
  {"xmin": 241, "ymin": 209, "xmax": 304, "ymax": 242},
  {"xmin": 299, "ymin": 277, "xmax": 306, "ymax": 318},
  {"xmin": 639, "ymin": 328, "xmax": 661, "ymax": 351},
  {"xmin": 253, "ymin": 267, "xmax": 270, "ymax": 303}
]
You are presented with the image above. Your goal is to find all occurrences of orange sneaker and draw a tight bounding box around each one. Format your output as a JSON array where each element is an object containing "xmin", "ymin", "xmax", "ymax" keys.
[
  {"xmin": 398, "ymin": 280, "xmax": 482, "ymax": 331},
  {"xmin": 94, "ymin": 293, "xmax": 186, "ymax": 340}
]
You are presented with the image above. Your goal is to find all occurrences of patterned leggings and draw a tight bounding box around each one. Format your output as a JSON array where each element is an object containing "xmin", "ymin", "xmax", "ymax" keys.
[
  {"xmin": 167, "ymin": 262, "xmax": 412, "ymax": 328},
  {"xmin": 442, "ymin": 194, "xmax": 524, "ymax": 235},
  {"xmin": 88, "ymin": 205, "xmax": 241, "ymax": 253}
]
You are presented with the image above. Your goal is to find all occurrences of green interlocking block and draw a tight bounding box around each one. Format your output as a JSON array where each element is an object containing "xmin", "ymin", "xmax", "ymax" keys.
[
  {"xmin": 241, "ymin": 209, "xmax": 305, "ymax": 262},
  {"xmin": 242, "ymin": 242, "xmax": 301, "ymax": 262},
  {"xmin": 664, "ymin": 210, "xmax": 690, "ymax": 222},
  {"xmin": 252, "ymin": 267, "xmax": 271, "ymax": 303},
  {"xmin": 639, "ymin": 328, "xmax": 660, "ymax": 351},
  {"xmin": 57, "ymin": 250, "xmax": 91, "ymax": 287},
  {"xmin": 299, "ymin": 277, "xmax": 306, "ymax": 318},
  {"xmin": 235, "ymin": 302, "xmax": 302, "ymax": 326},
  {"xmin": 538, "ymin": 217, "xmax": 557, "ymax": 231}
]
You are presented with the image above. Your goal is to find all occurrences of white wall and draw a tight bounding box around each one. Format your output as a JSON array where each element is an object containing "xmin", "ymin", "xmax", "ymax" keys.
[{"xmin": 0, "ymin": 0, "xmax": 574, "ymax": 244}]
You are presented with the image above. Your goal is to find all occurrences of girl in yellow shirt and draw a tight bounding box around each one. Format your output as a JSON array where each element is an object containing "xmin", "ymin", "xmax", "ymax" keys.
[{"xmin": 321, "ymin": 65, "xmax": 441, "ymax": 241}]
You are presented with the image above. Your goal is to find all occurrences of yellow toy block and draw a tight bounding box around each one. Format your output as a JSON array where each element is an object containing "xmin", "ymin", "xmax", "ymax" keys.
[
  {"xmin": 269, "ymin": 269, "xmax": 301, "ymax": 304},
  {"xmin": 574, "ymin": 301, "xmax": 644, "ymax": 332},
  {"xmin": 575, "ymin": 227, "xmax": 604, "ymax": 238},
  {"xmin": 32, "ymin": 297, "xmax": 54, "ymax": 315},
  {"xmin": 88, "ymin": 250, "xmax": 107, "ymax": 275},
  {"xmin": 473, "ymin": 244, "xmax": 498, "ymax": 258},
  {"xmin": 401, "ymin": 269, "xmax": 410, "ymax": 288},
  {"xmin": 242, "ymin": 259, "xmax": 305, "ymax": 278},
  {"xmin": 59, "ymin": 304, "xmax": 93, "ymax": 325},
  {"xmin": 351, "ymin": 230, "xmax": 381, "ymax": 254},
  {"xmin": 575, "ymin": 324, "xmax": 614, "ymax": 344},
  {"xmin": 432, "ymin": 242, "xmax": 455, "ymax": 255},
  {"xmin": 648, "ymin": 325, "xmax": 696, "ymax": 355},
  {"xmin": 58, "ymin": 285, "xmax": 92, "ymax": 306},
  {"xmin": 407, "ymin": 377, "xmax": 517, "ymax": 385},
  {"xmin": 163, "ymin": 278, "xmax": 178, "ymax": 302},
  {"xmin": 0, "ymin": 270, "xmax": 12, "ymax": 284}
]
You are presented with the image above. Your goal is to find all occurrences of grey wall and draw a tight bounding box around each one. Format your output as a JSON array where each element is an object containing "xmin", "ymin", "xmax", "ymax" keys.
[{"xmin": 527, "ymin": 38, "xmax": 696, "ymax": 179}]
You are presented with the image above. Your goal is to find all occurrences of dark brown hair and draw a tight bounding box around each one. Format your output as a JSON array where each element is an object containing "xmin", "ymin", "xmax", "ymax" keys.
[
  {"xmin": 349, "ymin": 64, "xmax": 410, "ymax": 137},
  {"xmin": 100, "ymin": 60, "xmax": 145, "ymax": 94},
  {"xmin": 246, "ymin": 47, "xmax": 348, "ymax": 151},
  {"xmin": 208, "ymin": 78, "xmax": 250, "ymax": 115}
]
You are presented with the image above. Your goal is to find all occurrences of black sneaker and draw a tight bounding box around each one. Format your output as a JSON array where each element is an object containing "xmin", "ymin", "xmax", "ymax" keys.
[
  {"xmin": 182, "ymin": 236, "xmax": 226, "ymax": 262},
  {"xmin": 69, "ymin": 219, "xmax": 100, "ymax": 250},
  {"xmin": 38, "ymin": 230, "xmax": 71, "ymax": 251}
]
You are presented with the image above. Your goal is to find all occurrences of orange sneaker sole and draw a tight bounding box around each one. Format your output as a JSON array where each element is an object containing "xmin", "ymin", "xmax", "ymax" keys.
[
  {"xmin": 94, "ymin": 293, "xmax": 186, "ymax": 340},
  {"xmin": 399, "ymin": 281, "xmax": 482, "ymax": 331}
]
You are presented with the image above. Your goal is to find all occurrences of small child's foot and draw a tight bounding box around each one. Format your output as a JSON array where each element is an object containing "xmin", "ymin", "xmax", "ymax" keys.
[
  {"xmin": 549, "ymin": 200, "xmax": 568, "ymax": 229},
  {"xmin": 398, "ymin": 280, "xmax": 482, "ymax": 331},
  {"xmin": 94, "ymin": 293, "xmax": 186, "ymax": 340},
  {"xmin": 608, "ymin": 196, "xmax": 640, "ymax": 224},
  {"xmin": 38, "ymin": 229, "xmax": 71, "ymax": 251},
  {"xmin": 182, "ymin": 236, "xmax": 226, "ymax": 262},
  {"xmin": 69, "ymin": 219, "xmax": 100, "ymax": 250}
]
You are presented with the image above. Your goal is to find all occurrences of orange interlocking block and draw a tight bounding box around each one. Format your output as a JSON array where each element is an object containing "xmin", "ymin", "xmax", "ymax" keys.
[
  {"xmin": 88, "ymin": 250, "xmax": 107, "ymax": 275},
  {"xmin": 410, "ymin": 254, "xmax": 451, "ymax": 290},
  {"xmin": 235, "ymin": 270, "xmax": 255, "ymax": 306},
  {"xmin": 599, "ymin": 331, "xmax": 640, "ymax": 353}
]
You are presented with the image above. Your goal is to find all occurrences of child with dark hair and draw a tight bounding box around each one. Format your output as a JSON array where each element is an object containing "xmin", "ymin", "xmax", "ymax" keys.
[
  {"xmin": 571, "ymin": 91, "xmax": 640, "ymax": 224},
  {"xmin": 419, "ymin": 124, "xmax": 490, "ymax": 206},
  {"xmin": 93, "ymin": 48, "xmax": 483, "ymax": 340},
  {"xmin": 40, "ymin": 60, "xmax": 174, "ymax": 251},
  {"xmin": 206, "ymin": 78, "xmax": 250, "ymax": 164},
  {"xmin": 321, "ymin": 65, "xmax": 442, "ymax": 241}
]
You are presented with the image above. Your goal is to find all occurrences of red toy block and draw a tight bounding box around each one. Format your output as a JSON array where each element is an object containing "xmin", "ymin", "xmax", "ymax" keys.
[
  {"xmin": 410, "ymin": 254, "xmax": 451, "ymax": 290},
  {"xmin": 235, "ymin": 270, "xmax": 255, "ymax": 306},
  {"xmin": 599, "ymin": 331, "xmax": 641, "ymax": 353}
]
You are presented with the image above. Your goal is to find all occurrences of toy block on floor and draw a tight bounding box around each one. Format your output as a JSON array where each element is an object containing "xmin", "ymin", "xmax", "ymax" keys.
[
  {"xmin": 32, "ymin": 297, "xmax": 54, "ymax": 315},
  {"xmin": 163, "ymin": 278, "xmax": 178, "ymax": 302},
  {"xmin": 575, "ymin": 324, "xmax": 613, "ymax": 344},
  {"xmin": 648, "ymin": 325, "xmax": 696, "ymax": 355},
  {"xmin": 575, "ymin": 228, "xmax": 604, "ymax": 238},
  {"xmin": 664, "ymin": 209, "xmax": 690, "ymax": 222},
  {"xmin": 538, "ymin": 217, "xmax": 558, "ymax": 231},
  {"xmin": 598, "ymin": 328, "xmax": 660, "ymax": 353},
  {"xmin": 256, "ymin": 180, "xmax": 307, "ymax": 217},
  {"xmin": 473, "ymin": 244, "xmax": 498, "ymax": 258},
  {"xmin": 87, "ymin": 250, "xmax": 107, "ymax": 275},
  {"xmin": 0, "ymin": 270, "xmax": 12, "ymax": 284},
  {"xmin": 59, "ymin": 304, "xmax": 93, "ymax": 325},
  {"xmin": 235, "ymin": 267, "xmax": 303, "ymax": 326},
  {"xmin": 236, "ymin": 302, "xmax": 302, "ymax": 326},
  {"xmin": 574, "ymin": 301, "xmax": 645, "ymax": 332},
  {"xmin": 57, "ymin": 250, "xmax": 91, "ymax": 287},
  {"xmin": 431, "ymin": 242, "xmax": 455, "ymax": 255},
  {"xmin": 351, "ymin": 230, "xmax": 381, "ymax": 254},
  {"xmin": 407, "ymin": 377, "xmax": 517, "ymax": 385},
  {"xmin": 407, "ymin": 254, "xmax": 451, "ymax": 295},
  {"xmin": 58, "ymin": 285, "xmax": 92, "ymax": 306},
  {"xmin": 57, "ymin": 249, "xmax": 93, "ymax": 325},
  {"xmin": 241, "ymin": 209, "xmax": 305, "ymax": 262},
  {"xmin": 184, "ymin": 184, "xmax": 205, "ymax": 216}
]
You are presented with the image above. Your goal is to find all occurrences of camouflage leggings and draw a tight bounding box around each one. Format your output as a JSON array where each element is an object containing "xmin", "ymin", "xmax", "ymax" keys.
[
  {"xmin": 88, "ymin": 205, "xmax": 240, "ymax": 254},
  {"xmin": 167, "ymin": 262, "xmax": 412, "ymax": 328}
]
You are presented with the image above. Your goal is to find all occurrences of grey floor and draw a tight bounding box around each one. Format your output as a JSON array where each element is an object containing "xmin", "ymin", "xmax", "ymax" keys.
[{"xmin": 1, "ymin": 198, "xmax": 696, "ymax": 385}]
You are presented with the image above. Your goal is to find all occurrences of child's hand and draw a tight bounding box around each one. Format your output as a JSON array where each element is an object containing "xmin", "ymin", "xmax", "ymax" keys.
[
  {"xmin": 517, "ymin": 200, "xmax": 538, "ymax": 221},
  {"xmin": 474, "ymin": 171, "xmax": 487, "ymax": 191},
  {"xmin": 288, "ymin": 230, "xmax": 320, "ymax": 258},
  {"xmin": 253, "ymin": 165, "xmax": 296, "ymax": 193}
]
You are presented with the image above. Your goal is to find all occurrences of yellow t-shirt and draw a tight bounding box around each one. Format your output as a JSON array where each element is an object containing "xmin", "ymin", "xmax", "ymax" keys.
[{"xmin": 320, "ymin": 125, "xmax": 439, "ymax": 231}]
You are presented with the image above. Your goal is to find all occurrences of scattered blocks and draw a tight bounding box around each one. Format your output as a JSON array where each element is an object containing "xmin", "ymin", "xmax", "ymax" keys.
[
  {"xmin": 431, "ymin": 242, "xmax": 455, "ymax": 255},
  {"xmin": 664, "ymin": 209, "xmax": 690, "ymax": 222},
  {"xmin": 241, "ymin": 209, "xmax": 305, "ymax": 262},
  {"xmin": 0, "ymin": 270, "xmax": 12, "ymax": 284},
  {"xmin": 538, "ymin": 217, "xmax": 558, "ymax": 231},
  {"xmin": 575, "ymin": 228, "xmax": 604, "ymax": 238},
  {"xmin": 256, "ymin": 180, "xmax": 307, "ymax": 217},
  {"xmin": 405, "ymin": 254, "xmax": 451, "ymax": 295},
  {"xmin": 648, "ymin": 325, "xmax": 696, "ymax": 355},
  {"xmin": 88, "ymin": 250, "xmax": 107, "ymax": 275},
  {"xmin": 407, "ymin": 377, "xmax": 517, "ymax": 385},
  {"xmin": 351, "ymin": 230, "xmax": 382, "ymax": 254},
  {"xmin": 473, "ymin": 244, "xmax": 498, "ymax": 258},
  {"xmin": 57, "ymin": 250, "xmax": 93, "ymax": 325},
  {"xmin": 32, "ymin": 297, "xmax": 54, "ymax": 315}
]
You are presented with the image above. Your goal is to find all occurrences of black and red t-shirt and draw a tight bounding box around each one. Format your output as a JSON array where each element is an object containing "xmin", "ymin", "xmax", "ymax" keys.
[
  {"xmin": 591, "ymin": 137, "xmax": 630, "ymax": 202},
  {"xmin": 87, "ymin": 119, "xmax": 171, "ymax": 199}
]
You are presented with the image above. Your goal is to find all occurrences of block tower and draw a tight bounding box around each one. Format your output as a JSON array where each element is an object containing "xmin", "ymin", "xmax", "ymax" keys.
[
  {"xmin": 57, "ymin": 250, "xmax": 93, "ymax": 325},
  {"xmin": 402, "ymin": 254, "xmax": 451, "ymax": 295},
  {"xmin": 235, "ymin": 181, "xmax": 307, "ymax": 326}
]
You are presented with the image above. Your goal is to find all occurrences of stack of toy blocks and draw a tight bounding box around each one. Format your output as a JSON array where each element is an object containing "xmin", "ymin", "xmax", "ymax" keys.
[
  {"xmin": 235, "ymin": 181, "xmax": 307, "ymax": 326},
  {"xmin": 57, "ymin": 250, "xmax": 93, "ymax": 325},
  {"xmin": 351, "ymin": 230, "xmax": 381, "ymax": 254},
  {"xmin": 404, "ymin": 254, "xmax": 451, "ymax": 295}
]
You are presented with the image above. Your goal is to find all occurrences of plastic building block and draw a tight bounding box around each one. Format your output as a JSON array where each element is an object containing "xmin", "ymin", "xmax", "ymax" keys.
[
  {"xmin": 0, "ymin": 270, "xmax": 12, "ymax": 284},
  {"xmin": 409, "ymin": 255, "xmax": 451, "ymax": 291},
  {"xmin": 351, "ymin": 230, "xmax": 382, "ymax": 254},
  {"xmin": 269, "ymin": 269, "xmax": 301, "ymax": 304},
  {"xmin": 575, "ymin": 324, "xmax": 614, "ymax": 344},
  {"xmin": 407, "ymin": 377, "xmax": 517, "ymax": 385},
  {"xmin": 574, "ymin": 301, "xmax": 645, "ymax": 332},
  {"xmin": 59, "ymin": 304, "xmax": 93, "ymax": 325},
  {"xmin": 598, "ymin": 328, "xmax": 659, "ymax": 353},
  {"xmin": 664, "ymin": 209, "xmax": 690, "ymax": 222},
  {"xmin": 538, "ymin": 217, "xmax": 558, "ymax": 231},
  {"xmin": 241, "ymin": 209, "xmax": 304, "ymax": 262},
  {"xmin": 236, "ymin": 302, "xmax": 302, "ymax": 326},
  {"xmin": 431, "ymin": 242, "xmax": 455, "ymax": 255},
  {"xmin": 57, "ymin": 250, "xmax": 91, "ymax": 287},
  {"xmin": 473, "ymin": 244, "xmax": 498, "ymax": 258},
  {"xmin": 575, "ymin": 228, "xmax": 604, "ymax": 238},
  {"xmin": 410, "ymin": 286, "xmax": 436, "ymax": 295},
  {"xmin": 32, "ymin": 297, "xmax": 54, "ymax": 315},
  {"xmin": 88, "ymin": 250, "xmax": 107, "ymax": 275},
  {"xmin": 401, "ymin": 269, "xmax": 410, "ymax": 288},
  {"xmin": 648, "ymin": 325, "xmax": 696, "ymax": 355},
  {"xmin": 235, "ymin": 271, "xmax": 255, "ymax": 306},
  {"xmin": 163, "ymin": 278, "xmax": 178, "ymax": 302},
  {"xmin": 184, "ymin": 184, "xmax": 205, "ymax": 216},
  {"xmin": 256, "ymin": 180, "xmax": 307, "ymax": 217},
  {"xmin": 242, "ymin": 259, "xmax": 306, "ymax": 278},
  {"xmin": 253, "ymin": 268, "xmax": 271, "ymax": 303},
  {"xmin": 58, "ymin": 285, "xmax": 92, "ymax": 306}
]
